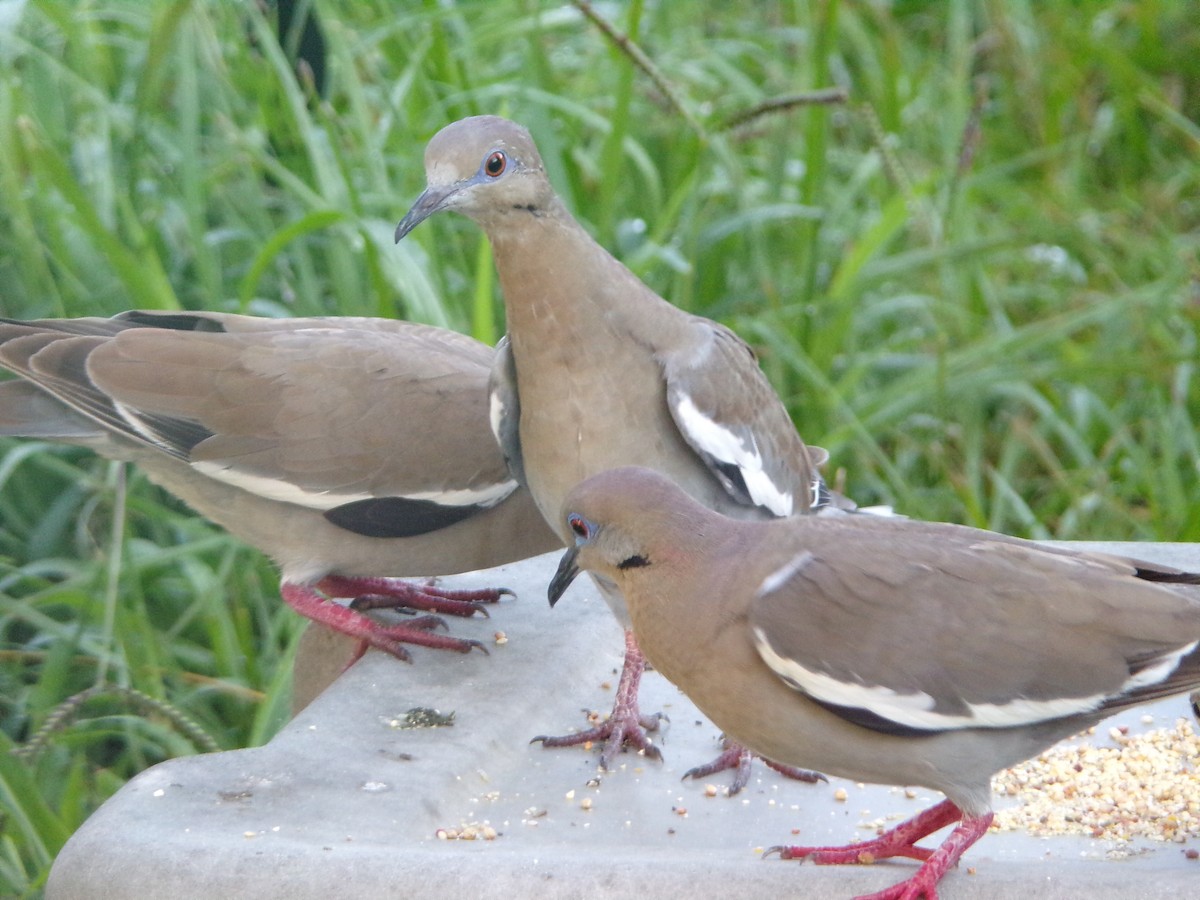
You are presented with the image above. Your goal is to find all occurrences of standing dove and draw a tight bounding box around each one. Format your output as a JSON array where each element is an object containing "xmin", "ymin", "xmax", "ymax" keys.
[
  {"xmin": 396, "ymin": 115, "xmax": 840, "ymax": 787},
  {"xmin": 551, "ymin": 466, "xmax": 1200, "ymax": 900},
  {"xmin": 0, "ymin": 310, "xmax": 560, "ymax": 665}
]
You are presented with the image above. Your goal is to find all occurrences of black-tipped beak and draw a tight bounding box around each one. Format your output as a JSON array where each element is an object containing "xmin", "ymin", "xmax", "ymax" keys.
[
  {"xmin": 548, "ymin": 544, "xmax": 581, "ymax": 608},
  {"xmin": 394, "ymin": 184, "xmax": 458, "ymax": 242}
]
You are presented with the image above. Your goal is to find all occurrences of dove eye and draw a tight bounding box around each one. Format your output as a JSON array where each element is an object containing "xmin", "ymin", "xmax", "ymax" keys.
[
  {"xmin": 567, "ymin": 514, "xmax": 589, "ymax": 539},
  {"xmin": 484, "ymin": 151, "xmax": 507, "ymax": 177}
]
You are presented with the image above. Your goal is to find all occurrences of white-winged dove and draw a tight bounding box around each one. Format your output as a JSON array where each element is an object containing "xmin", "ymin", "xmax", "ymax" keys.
[
  {"xmin": 0, "ymin": 311, "xmax": 560, "ymax": 662},
  {"xmin": 550, "ymin": 466, "xmax": 1200, "ymax": 900},
  {"xmin": 395, "ymin": 115, "xmax": 839, "ymax": 788}
]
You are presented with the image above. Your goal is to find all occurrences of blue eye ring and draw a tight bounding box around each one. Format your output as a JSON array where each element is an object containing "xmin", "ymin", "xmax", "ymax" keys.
[{"xmin": 484, "ymin": 151, "xmax": 507, "ymax": 177}]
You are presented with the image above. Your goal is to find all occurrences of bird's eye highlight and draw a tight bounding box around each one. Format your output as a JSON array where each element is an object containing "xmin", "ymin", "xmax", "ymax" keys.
[
  {"xmin": 484, "ymin": 151, "xmax": 507, "ymax": 177},
  {"xmin": 567, "ymin": 514, "xmax": 589, "ymax": 539}
]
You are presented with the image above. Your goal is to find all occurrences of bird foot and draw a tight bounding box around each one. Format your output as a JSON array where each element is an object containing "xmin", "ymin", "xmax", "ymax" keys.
[
  {"xmin": 532, "ymin": 629, "xmax": 664, "ymax": 769},
  {"xmin": 683, "ymin": 736, "xmax": 827, "ymax": 795},
  {"xmin": 766, "ymin": 800, "xmax": 992, "ymax": 900},
  {"xmin": 365, "ymin": 615, "xmax": 488, "ymax": 661},
  {"xmin": 532, "ymin": 707, "xmax": 664, "ymax": 769},
  {"xmin": 320, "ymin": 574, "xmax": 512, "ymax": 618},
  {"xmin": 283, "ymin": 582, "xmax": 487, "ymax": 664}
]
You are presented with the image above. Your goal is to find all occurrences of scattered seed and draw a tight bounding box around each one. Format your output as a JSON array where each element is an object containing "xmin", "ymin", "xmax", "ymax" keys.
[
  {"xmin": 994, "ymin": 718, "xmax": 1200, "ymax": 843},
  {"xmin": 435, "ymin": 821, "xmax": 499, "ymax": 841}
]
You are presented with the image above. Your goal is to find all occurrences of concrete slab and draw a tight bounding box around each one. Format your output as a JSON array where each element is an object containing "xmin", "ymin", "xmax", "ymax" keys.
[{"xmin": 47, "ymin": 543, "xmax": 1200, "ymax": 899}]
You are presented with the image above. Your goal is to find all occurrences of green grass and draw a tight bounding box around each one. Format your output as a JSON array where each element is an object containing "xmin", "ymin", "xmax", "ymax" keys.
[{"xmin": 0, "ymin": 0, "xmax": 1197, "ymax": 894}]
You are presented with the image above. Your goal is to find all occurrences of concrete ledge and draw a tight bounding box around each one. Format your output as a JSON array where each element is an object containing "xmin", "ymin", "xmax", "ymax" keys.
[{"xmin": 47, "ymin": 544, "xmax": 1200, "ymax": 899}]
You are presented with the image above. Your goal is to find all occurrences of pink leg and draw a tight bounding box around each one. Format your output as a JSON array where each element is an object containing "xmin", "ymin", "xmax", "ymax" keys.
[
  {"xmin": 683, "ymin": 735, "xmax": 826, "ymax": 795},
  {"xmin": 768, "ymin": 799, "xmax": 993, "ymax": 900},
  {"xmin": 282, "ymin": 582, "xmax": 486, "ymax": 663},
  {"xmin": 533, "ymin": 629, "xmax": 663, "ymax": 768},
  {"xmin": 319, "ymin": 575, "xmax": 511, "ymax": 618}
]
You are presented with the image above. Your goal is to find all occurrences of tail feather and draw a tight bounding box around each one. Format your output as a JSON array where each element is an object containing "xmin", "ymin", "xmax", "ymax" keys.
[{"xmin": 0, "ymin": 381, "xmax": 103, "ymax": 441}]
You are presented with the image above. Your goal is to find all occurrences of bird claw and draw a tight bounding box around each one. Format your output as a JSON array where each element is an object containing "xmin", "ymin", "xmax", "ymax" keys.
[
  {"xmin": 368, "ymin": 616, "xmax": 489, "ymax": 659},
  {"xmin": 285, "ymin": 583, "xmax": 493, "ymax": 665},
  {"xmin": 349, "ymin": 593, "xmax": 492, "ymax": 619},
  {"xmin": 765, "ymin": 801, "xmax": 990, "ymax": 900},
  {"xmin": 763, "ymin": 758, "xmax": 828, "ymax": 784},
  {"xmin": 683, "ymin": 737, "xmax": 826, "ymax": 795},
  {"xmin": 534, "ymin": 629, "xmax": 665, "ymax": 768},
  {"xmin": 533, "ymin": 709, "xmax": 665, "ymax": 768},
  {"xmin": 321, "ymin": 575, "xmax": 511, "ymax": 618}
]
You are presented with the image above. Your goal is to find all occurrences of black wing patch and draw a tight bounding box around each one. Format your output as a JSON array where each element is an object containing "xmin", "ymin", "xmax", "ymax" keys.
[
  {"xmin": 114, "ymin": 311, "xmax": 228, "ymax": 332},
  {"xmin": 323, "ymin": 496, "xmax": 485, "ymax": 538}
]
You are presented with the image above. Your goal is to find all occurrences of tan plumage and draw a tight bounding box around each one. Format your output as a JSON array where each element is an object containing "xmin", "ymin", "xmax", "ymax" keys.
[
  {"xmin": 0, "ymin": 310, "xmax": 560, "ymax": 661},
  {"xmin": 396, "ymin": 115, "xmax": 832, "ymax": 783},
  {"xmin": 551, "ymin": 466, "xmax": 1200, "ymax": 899}
]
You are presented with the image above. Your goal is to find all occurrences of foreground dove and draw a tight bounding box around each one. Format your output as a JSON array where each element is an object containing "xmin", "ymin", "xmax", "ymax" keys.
[
  {"xmin": 0, "ymin": 311, "xmax": 559, "ymax": 663},
  {"xmin": 549, "ymin": 466, "xmax": 1200, "ymax": 900},
  {"xmin": 395, "ymin": 114, "xmax": 841, "ymax": 788}
]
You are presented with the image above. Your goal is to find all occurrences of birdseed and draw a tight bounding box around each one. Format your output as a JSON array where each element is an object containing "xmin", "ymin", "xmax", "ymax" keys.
[{"xmin": 992, "ymin": 717, "xmax": 1200, "ymax": 843}]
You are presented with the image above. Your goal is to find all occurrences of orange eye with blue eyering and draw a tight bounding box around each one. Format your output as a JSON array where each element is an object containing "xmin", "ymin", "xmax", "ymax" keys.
[
  {"xmin": 568, "ymin": 514, "xmax": 589, "ymax": 539},
  {"xmin": 484, "ymin": 151, "xmax": 507, "ymax": 177}
]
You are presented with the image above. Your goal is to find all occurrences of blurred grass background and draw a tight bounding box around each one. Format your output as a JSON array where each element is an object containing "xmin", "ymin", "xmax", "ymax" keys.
[{"xmin": 0, "ymin": 0, "xmax": 1197, "ymax": 893}]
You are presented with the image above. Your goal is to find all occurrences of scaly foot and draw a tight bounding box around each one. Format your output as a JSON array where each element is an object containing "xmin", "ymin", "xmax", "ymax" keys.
[
  {"xmin": 283, "ymin": 581, "xmax": 487, "ymax": 664},
  {"xmin": 766, "ymin": 799, "xmax": 992, "ymax": 900},
  {"xmin": 533, "ymin": 629, "xmax": 663, "ymax": 768},
  {"xmin": 683, "ymin": 735, "xmax": 826, "ymax": 795},
  {"xmin": 320, "ymin": 574, "xmax": 512, "ymax": 618}
]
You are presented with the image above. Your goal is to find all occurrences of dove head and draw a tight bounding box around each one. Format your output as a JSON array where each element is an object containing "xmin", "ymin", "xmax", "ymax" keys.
[
  {"xmin": 395, "ymin": 115, "xmax": 554, "ymax": 240},
  {"xmin": 548, "ymin": 467, "xmax": 716, "ymax": 607}
]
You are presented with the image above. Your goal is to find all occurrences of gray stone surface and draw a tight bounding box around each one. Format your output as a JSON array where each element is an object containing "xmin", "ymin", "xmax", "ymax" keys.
[{"xmin": 47, "ymin": 544, "xmax": 1200, "ymax": 899}]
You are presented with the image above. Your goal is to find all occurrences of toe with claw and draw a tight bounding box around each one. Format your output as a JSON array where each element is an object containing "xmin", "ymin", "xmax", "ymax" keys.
[
  {"xmin": 684, "ymin": 735, "xmax": 826, "ymax": 795},
  {"xmin": 766, "ymin": 799, "xmax": 992, "ymax": 900},
  {"xmin": 532, "ymin": 628, "xmax": 665, "ymax": 768}
]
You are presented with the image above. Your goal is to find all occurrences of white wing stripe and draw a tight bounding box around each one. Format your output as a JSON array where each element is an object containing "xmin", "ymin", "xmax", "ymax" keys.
[
  {"xmin": 112, "ymin": 399, "xmax": 177, "ymax": 450},
  {"xmin": 756, "ymin": 551, "xmax": 815, "ymax": 598},
  {"xmin": 1122, "ymin": 640, "xmax": 1197, "ymax": 693},
  {"xmin": 753, "ymin": 626, "xmax": 1111, "ymax": 731},
  {"xmin": 192, "ymin": 460, "xmax": 516, "ymax": 511},
  {"xmin": 673, "ymin": 394, "xmax": 793, "ymax": 516},
  {"xmin": 488, "ymin": 391, "xmax": 506, "ymax": 445}
]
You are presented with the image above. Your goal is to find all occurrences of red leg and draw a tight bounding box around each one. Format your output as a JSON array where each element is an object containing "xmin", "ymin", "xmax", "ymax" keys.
[
  {"xmin": 318, "ymin": 575, "xmax": 512, "ymax": 618},
  {"xmin": 282, "ymin": 582, "xmax": 486, "ymax": 663},
  {"xmin": 768, "ymin": 799, "xmax": 993, "ymax": 900},
  {"xmin": 683, "ymin": 735, "xmax": 826, "ymax": 795},
  {"xmin": 532, "ymin": 629, "xmax": 663, "ymax": 768}
]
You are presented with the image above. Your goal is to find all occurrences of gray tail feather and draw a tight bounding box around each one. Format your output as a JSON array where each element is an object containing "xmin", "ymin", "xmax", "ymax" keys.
[{"xmin": 0, "ymin": 381, "xmax": 103, "ymax": 442}]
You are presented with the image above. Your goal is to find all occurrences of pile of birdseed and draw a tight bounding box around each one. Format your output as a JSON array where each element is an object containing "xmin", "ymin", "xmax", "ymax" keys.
[{"xmin": 992, "ymin": 717, "xmax": 1200, "ymax": 844}]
